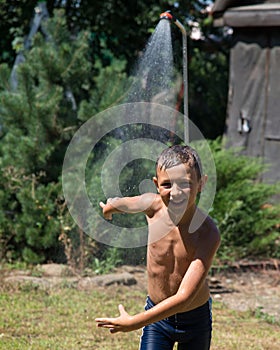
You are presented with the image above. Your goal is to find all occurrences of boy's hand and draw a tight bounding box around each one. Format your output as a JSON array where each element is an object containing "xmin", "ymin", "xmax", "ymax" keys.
[
  {"xmin": 99, "ymin": 201, "xmax": 113, "ymax": 220},
  {"xmin": 100, "ymin": 198, "xmax": 120, "ymax": 220},
  {"xmin": 95, "ymin": 304, "xmax": 136, "ymax": 333}
]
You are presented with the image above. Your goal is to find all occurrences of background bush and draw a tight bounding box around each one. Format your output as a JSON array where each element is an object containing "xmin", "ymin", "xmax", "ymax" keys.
[{"xmin": 211, "ymin": 140, "xmax": 280, "ymax": 261}]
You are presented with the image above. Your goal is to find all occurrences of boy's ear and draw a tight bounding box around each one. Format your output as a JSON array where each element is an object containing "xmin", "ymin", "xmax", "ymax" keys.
[
  {"xmin": 198, "ymin": 174, "xmax": 208, "ymax": 192},
  {"xmin": 153, "ymin": 176, "xmax": 159, "ymax": 191}
]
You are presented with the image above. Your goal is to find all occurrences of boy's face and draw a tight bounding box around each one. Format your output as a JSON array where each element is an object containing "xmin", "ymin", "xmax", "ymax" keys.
[{"xmin": 153, "ymin": 163, "xmax": 206, "ymax": 217}]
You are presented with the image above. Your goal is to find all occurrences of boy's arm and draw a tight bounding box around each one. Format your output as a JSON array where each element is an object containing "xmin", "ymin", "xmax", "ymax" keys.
[
  {"xmin": 100, "ymin": 193, "xmax": 158, "ymax": 220},
  {"xmin": 95, "ymin": 224, "xmax": 220, "ymax": 333}
]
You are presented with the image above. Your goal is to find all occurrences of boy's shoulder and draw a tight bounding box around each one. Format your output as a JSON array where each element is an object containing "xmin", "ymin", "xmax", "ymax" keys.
[
  {"xmin": 204, "ymin": 215, "xmax": 219, "ymax": 235},
  {"xmin": 200, "ymin": 214, "xmax": 220, "ymax": 248},
  {"xmin": 141, "ymin": 192, "xmax": 163, "ymax": 217},
  {"xmin": 193, "ymin": 209, "xmax": 220, "ymax": 238}
]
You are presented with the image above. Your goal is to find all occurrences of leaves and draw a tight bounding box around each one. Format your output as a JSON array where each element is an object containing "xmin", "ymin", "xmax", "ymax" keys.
[{"xmin": 210, "ymin": 140, "xmax": 280, "ymax": 260}]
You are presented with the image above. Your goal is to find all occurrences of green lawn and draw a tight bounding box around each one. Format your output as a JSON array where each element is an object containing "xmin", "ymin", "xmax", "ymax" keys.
[{"xmin": 0, "ymin": 284, "xmax": 279, "ymax": 349}]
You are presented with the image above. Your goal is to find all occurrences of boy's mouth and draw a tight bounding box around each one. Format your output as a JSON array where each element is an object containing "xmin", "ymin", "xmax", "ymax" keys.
[{"xmin": 169, "ymin": 198, "xmax": 188, "ymax": 208}]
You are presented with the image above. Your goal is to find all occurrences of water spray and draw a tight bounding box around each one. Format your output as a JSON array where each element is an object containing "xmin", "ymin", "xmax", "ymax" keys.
[{"xmin": 159, "ymin": 11, "xmax": 189, "ymax": 143}]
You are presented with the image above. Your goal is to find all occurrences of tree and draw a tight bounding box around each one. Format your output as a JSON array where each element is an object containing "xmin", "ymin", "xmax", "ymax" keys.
[
  {"xmin": 0, "ymin": 9, "xmax": 128, "ymax": 263},
  {"xmin": 0, "ymin": 0, "xmax": 38, "ymax": 64},
  {"xmin": 1, "ymin": 1, "xmax": 229, "ymax": 139},
  {"xmin": 1, "ymin": 1, "xmax": 208, "ymax": 67}
]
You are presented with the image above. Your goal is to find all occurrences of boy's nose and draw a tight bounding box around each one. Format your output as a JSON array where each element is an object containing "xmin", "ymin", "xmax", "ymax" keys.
[{"xmin": 170, "ymin": 184, "xmax": 182, "ymax": 197}]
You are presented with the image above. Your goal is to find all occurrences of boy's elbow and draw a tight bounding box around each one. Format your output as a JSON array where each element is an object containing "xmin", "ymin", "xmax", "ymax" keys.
[{"xmin": 174, "ymin": 289, "xmax": 196, "ymax": 311}]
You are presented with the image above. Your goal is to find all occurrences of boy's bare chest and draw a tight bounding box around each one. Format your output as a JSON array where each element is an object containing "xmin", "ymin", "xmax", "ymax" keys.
[{"xmin": 148, "ymin": 227, "xmax": 197, "ymax": 268}]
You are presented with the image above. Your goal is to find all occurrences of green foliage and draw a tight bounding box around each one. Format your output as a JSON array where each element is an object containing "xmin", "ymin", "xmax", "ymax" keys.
[
  {"xmin": 210, "ymin": 140, "xmax": 280, "ymax": 260},
  {"xmin": 0, "ymin": 0, "xmax": 38, "ymax": 64},
  {"xmin": 91, "ymin": 139, "xmax": 280, "ymax": 269},
  {"xmin": 78, "ymin": 58, "xmax": 129, "ymax": 119},
  {"xmin": 0, "ymin": 167, "xmax": 62, "ymax": 263},
  {"xmin": 0, "ymin": 0, "xmax": 200, "ymax": 67},
  {"xmin": 0, "ymin": 3, "xmax": 277, "ymax": 269},
  {"xmin": 0, "ymin": 1, "xmax": 230, "ymax": 140},
  {"xmin": 0, "ymin": 10, "xmax": 92, "ymax": 172},
  {"xmin": 0, "ymin": 10, "xmax": 96, "ymax": 264},
  {"xmin": 91, "ymin": 247, "xmax": 122, "ymax": 275},
  {"xmin": 254, "ymin": 307, "xmax": 278, "ymax": 325},
  {"xmin": 0, "ymin": 9, "xmax": 134, "ymax": 265}
]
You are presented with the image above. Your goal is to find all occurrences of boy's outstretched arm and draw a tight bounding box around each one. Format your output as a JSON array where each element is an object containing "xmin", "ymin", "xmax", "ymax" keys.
[{"xmin": 100, "ymin": 193, "xmax": 158, "ymax": 220}]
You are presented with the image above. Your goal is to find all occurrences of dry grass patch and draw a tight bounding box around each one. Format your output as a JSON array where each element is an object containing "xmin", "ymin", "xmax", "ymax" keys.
[{"xmin": 0, "ymin": 283, "xmax": 279, "ymax": 349}]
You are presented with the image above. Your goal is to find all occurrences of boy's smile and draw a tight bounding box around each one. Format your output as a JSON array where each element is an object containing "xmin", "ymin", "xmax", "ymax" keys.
[{"xmin": 153, "ymin": 163, "xmax": 204, "ymax": 222}]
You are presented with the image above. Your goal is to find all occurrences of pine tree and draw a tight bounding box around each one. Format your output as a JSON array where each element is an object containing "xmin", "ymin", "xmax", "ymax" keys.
[{"xmin": 0, "ymin": 10, "xmax": 93, "ymax": 263}]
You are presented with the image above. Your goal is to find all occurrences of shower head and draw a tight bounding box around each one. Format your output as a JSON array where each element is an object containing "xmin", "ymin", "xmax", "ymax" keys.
[
  {"xmin": 159, "ymin": 11, "xmax": 186, "ymax": 36},
  {"xmin": 159, "ymin": 11, "xmax": 173, "ymax": 21}
]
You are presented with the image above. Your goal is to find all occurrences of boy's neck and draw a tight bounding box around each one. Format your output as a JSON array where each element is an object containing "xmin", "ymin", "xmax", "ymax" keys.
[{"xmin": 168, "ymin": 204, "xmax": 197, "ymax": 228}]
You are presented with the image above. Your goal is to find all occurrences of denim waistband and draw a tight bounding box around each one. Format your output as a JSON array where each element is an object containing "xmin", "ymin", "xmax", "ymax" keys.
[{"xmin": 145, "ymin": 295, "xmax": 212, "ymax": 323}]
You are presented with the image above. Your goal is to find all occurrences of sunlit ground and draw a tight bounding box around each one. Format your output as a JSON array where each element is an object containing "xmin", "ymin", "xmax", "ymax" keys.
[{"xmin": 0, "ymin": 285, "xmax": 279, "ymax": 350}]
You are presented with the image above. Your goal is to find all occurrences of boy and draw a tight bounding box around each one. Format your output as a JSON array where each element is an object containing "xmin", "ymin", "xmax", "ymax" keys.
[{"xmin": 96, "ymin": 145, "xmax": 220, "ymax": 350}]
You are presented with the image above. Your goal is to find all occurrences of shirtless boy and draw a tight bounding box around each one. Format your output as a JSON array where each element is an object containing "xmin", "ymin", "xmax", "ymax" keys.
[{"xmin": 96, "ymin": 145, "xmax": 220, "ymax": 350}]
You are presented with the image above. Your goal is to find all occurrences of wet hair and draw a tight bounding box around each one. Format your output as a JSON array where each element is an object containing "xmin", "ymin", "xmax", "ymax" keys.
[{"xmin": 155, "ymin": 145, "xmax": 203, "ymax": 179}]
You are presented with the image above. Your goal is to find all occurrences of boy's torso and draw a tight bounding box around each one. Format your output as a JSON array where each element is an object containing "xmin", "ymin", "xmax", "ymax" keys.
[{"xmin": 145, "ymin": 200, "xmax": 211, "ymax": 311}]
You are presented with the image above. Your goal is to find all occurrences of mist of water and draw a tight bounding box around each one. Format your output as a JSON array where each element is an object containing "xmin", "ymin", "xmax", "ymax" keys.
[
  {"xmin": 100, "ymin": 19, "xmax": 181, "ymax": 239},
  {"xmin": 125, "ymin": 19, "xmax": 177, "ymax": 108}
]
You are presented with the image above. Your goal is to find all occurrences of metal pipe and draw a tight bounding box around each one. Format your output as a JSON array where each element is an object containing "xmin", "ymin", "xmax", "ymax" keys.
[{"xmin": 159, "ymin": 11, "xmax": 189, "ymax": 143}]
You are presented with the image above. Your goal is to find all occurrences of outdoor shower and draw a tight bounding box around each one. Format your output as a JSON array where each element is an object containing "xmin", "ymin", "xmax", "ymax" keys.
[{"xmin": 159, "ymin": 11, "xmax": 188, "ymax": 143}]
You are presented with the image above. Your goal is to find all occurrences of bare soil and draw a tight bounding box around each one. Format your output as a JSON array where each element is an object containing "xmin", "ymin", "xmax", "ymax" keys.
[
  {"xmin": 1, "ymin": 261, "xmax": 280, "ymax": 323},
  {"xmin": 112, "ymin": 262, "xmax": 280, "ymax": 323},
  {"xmin": 209, "ymin": 269, "xmax": 280, "ymax": 321}
]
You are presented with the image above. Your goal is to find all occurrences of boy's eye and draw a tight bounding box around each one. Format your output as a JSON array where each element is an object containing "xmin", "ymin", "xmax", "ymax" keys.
[
  {"xmin": 161, "ymin": 182, "xmax": 171, "ymax": 188},
  {"xmin": 180, "ymin": 182, "xmax": 191, "ymax": 188}
]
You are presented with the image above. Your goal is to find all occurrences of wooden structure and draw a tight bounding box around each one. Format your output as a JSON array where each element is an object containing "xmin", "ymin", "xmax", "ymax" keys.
[{"xmin": 212, "ymin": 0, "xmax": 280, "ymax": 184}]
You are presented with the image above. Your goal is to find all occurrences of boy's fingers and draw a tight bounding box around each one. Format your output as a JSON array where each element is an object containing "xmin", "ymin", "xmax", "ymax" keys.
[
  {"xmin": 97, "ymin": 323, "xmax": 111, "ymax": 328},
  {"xmin": 118, "ymin": 304, "xmax": 126, "ymax": 315},
  {"xmin": 96, "ymin": 320, "xmax": 111, "ymax": 327},
  {"xmin": 110, "ymin": 327, "xmax": 118, "ymax": 334},
  {"xmin": 95, "ymin": 317, "xmax": 108, "ymax": 322},
  {"xmin": 99, "ymin": 201, "xmax": 105, "ymax": 208}
]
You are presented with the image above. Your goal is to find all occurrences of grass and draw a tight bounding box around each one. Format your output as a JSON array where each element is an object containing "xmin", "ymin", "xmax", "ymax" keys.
[{"xmin": 0, "ymin": 283, "xmax": 279, "ymax": 350}]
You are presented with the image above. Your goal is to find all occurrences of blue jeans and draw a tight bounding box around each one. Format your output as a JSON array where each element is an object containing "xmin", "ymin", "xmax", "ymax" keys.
[{"xmin": 139, "ymin": 296, "xmax": 212, "ymax": 350}]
